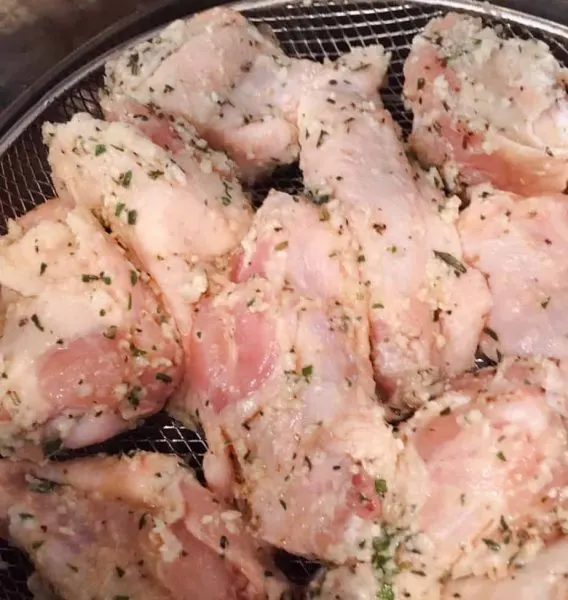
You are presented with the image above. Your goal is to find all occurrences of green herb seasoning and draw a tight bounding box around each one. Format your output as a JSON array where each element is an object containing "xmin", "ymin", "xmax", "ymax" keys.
[
  {"xmin": 434, "ymin": 250, "xmax": 467, "ymax": 276},
  {"xmin": 302, "ymin": 365, "xmax": 313, "ymax": 383},
  {"xmin": 118, "ymin": 171, "xmax": 133, "ymax": 188},
  {"xmin": 375, "ymin": 478, "xmax": 388, "ymax": 496}
]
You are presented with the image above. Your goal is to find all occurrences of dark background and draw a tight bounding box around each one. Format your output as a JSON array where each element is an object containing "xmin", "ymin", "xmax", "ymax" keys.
[{"xmin": 0, "ymin": 0, "xmax": 567, "ymax": 115}]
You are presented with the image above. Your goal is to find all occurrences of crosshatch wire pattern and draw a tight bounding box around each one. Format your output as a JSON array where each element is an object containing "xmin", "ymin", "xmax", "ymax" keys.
[{"xmin": 1, "ymin": 0, "xmax": 568, "ymax": 597}]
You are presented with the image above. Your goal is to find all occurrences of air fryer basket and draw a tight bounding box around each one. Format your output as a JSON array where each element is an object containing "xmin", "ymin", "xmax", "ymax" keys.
[{"xmin": 1, "ymin": 1, "xmax": 568, "ymax": 597}]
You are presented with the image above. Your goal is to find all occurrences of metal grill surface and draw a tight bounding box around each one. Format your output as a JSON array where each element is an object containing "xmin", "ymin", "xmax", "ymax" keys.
[{"xmin": 1, "ymin": 1, "xmax": 568, "ymax": 597}]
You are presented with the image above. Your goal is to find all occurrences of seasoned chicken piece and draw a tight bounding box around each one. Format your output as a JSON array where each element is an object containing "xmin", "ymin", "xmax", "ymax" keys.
[
  {"xmin": 393, "ymin": 357, "xmax": 568, "ymax": 597},
  {"xmin": 308, "ymin": 563, "xmax": 386, "ymax": 600},
  {"xmin": 103, "ymin": 6, "xmax": 389, "ymax": 181},
  {"xmin": 298, "ymin": 74, "xmax": 491, "ymax": 411},
  {"xmin": 459, "ymin": 184, "xmax": 568, "ymax": 367},
  {"xmin": 442, "ymin": 536, "xmax": 568, "ymax": 600},
  {"xmin": 0, "ymin": 198, "xmax": 182, "ymax": 457},
  {"xmin": 44, "ymin": 113, "xmax": 252, "ymax": 339},
  {"xmin": 100, "ymin": 96, "xmax": 237, "ymax": 180},
  {"xmin": 0, "ymin": 452, "xmax": 290, "ymax": 600},
  {"xmin": 176, "ymin": 277, "xmax": 401, "ymax": 563},
  {"xmin": 229, "ymin": 190, "xmax": 363, "ymax": 312},
  {"xmin": 310, "ymin": 358, "xmax": 568, "ymax": 599},
  {"xmin": 172, "ymin": 192, "xmax": 403, "ymax": 562},
  {"xmin": 404, "ymin": 13, "xmax": 568, "ymax": 196}
]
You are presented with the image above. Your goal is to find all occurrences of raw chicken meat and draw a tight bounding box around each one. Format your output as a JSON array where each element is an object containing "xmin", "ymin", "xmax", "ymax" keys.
[
  {"xmin": 298, "ymin": 68, "xmax": 491, "ymax": 411},
  {"xmin": 442, "ymin": 536, "xmax": 568, "ymax": 600},
  {"xmin": 394, "ymin": 356, "xmax": 568, "ymax": 597},
  {"xmin": 459, "ymin": 183, "xmax": 568, "ymax": 367},
  {"xmin": 230, "ymin": 190, "xmax": 364, "ymax": 313},
  {"xmin": 0, "ymin": 198, "xmax": 182, "ymax": 457},
  {"xmin": 103, "ymin": 6, "xmax": 389, "ymax": 181},
  {"xmin": 309, "ymin": 357, "xmax": 568, "ymax": 599},
  {"xmin": 0, "ymin": 452, "xmax": 290, "ymax": 600},
  {"xmin": 44, "ymin": 112, "xmax": 252, "ymax": 340},
  {"xmin": 174, "ymin": 191, "xmax": 404, "ymax": 563},
  {"xmin": 404, "ymin": 13, "xmax": 568, "ymax": 196},
  {"xmin": 100, "ymin": 95, "xmax": 238, "ymax": 181}
]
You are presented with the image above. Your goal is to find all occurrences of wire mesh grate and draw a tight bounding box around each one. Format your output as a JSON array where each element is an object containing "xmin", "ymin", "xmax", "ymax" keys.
[{"xmin": 1, "ymin": 0, "xmax": 568, "ymax": 597}]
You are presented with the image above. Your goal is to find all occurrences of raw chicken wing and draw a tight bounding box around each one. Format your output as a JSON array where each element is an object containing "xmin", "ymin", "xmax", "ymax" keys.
[
  {"xmin": 309, "ymin": 357, "xmax": 568, "ymax": 599},
  {"xmin": 459, "ymin": 183, "xmax": 568, "ymax": 367},
  {"xmin": 44, "ymin": 113, "xmax": 252, "ymax": 339},
  {"xmin": 0, "ymin": 198, "xmax": 182, "ymax": 457},
  {"xmin": 175, "ymin": 191, "xmax": 403, "ymax": 562},
  {"xmin": 0, "ymin": 452, "xmax": 290, "ymax": 600},
  {"xmin": 404, "ymin": 13, "xmax": 568, "ymax": 196},
  {"xmin": 104, "ymin": 7, "xmax": 389, "ymax": 180},
  {"xmin": 298, "ymin": 71, "xmax": 491, "ymax": 411},
  {"xmin": 393, "ymin": 357, "xmax": 568, "ymax": 597}
]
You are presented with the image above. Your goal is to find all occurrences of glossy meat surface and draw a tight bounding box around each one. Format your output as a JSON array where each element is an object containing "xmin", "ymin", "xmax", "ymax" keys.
[
  {"xmin": 0, "ymin": 452, "xmax": 290, "ymax": 600},
  {"xmin": 404, "ymin": 13, "xmax": 568, "ymax": 196},
  {"xmin": 298, "ymin": 69, "xmax": 491, "ymax": 410},
  {"xmin": 0, "ymin": 198, "xmax": 182, "ymax": 457},
  {"xmin": 104, "ymin": 7, "xmax": 389, "ymax": 181}
]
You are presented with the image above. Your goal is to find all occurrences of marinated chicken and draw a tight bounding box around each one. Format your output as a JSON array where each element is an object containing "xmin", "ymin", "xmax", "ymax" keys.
[
  {"xmin": 394, "ymin": 357, "xmax": 568, "ymax": 596},
  {"xmin": 459, "ymin": 183, "xmax": 568, "ymax": 367},
  {"xmin": 100, "ymin": 96, "xmax": 238, "ymax": 181},
  {"xmin": 103, "ymin": 6, "xmax": 389, "ymax": 181},
  {"xmin": 0, "ymin": 198, "xmax": 182, "ymax": 457},
  {"xmin": 0, "ymin": 452, "xmax": 291, "ymax": 600},
  {"xmin": 44, "ymin": 113, "xmax": 252, "ymax": 340},
  {"xmin": 404, "ymin": 13, "xmax": 568, "ymax": 196},
  {"xmin": 442, "ymin": 536, "xmax": 568, "ymax": 599},
  {"xmin": 310, "ymin": 357, "xmax": 568, "ymax": 599},
  {"xmin": 229, "ymin": 190, "xmax": 363, "ymax": 314},
  {"xmin": 176, "ymin": 191, "xmax": 403, "ymax": 562},
  {"xmin": 1, "ymin": 6, "xmax": 568, "ymax": 600},
  {"xmin": 298, "ymin": 66, "xmax": 491, "ymax": 411}
]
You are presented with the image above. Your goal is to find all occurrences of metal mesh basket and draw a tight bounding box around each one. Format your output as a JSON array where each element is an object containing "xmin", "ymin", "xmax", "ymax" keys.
[{"xmin": 1, "ymin": 0, "xmax": 568, "ymax": 597}]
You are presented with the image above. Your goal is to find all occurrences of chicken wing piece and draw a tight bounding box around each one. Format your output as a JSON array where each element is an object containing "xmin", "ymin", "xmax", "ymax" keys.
[
  {"xmin": 0, "ymin": 198, "xmax": 182, "ymax": 457},
  {"xmin": 175, "ymin": 275, "xmax": 402, "ymax": 564},
  {"xmin": 459, "ymin": 184, "xmax": 568, "ymax": 368},
  {"xmin": 100, "ymin": 96, "xmax": 237, "ymax": 181},
  {"xmin": 298, "ymin": 74, "xmax": 491, "ymax": 411},
  {"xmin": 103, "ymin": 6, "xmax": 389, "ymax": 181},
  {"xmin": 309, "ymin": 357, "xmax": 568, "ymax": 599},
  {"xmin": 173, "ymin": 192, "xmax": 402, "ymax": 562},
  {"xmin": 393, "ymin": 356, "xmax": 568, "ymax": 597},
  {"xmin": 442, "ymin": 536, "xmax": 568, "ymax": 600},
  {"xmin": 404, "ymin": 13, "xmax": 568, "ymax": 196},
  {"xmin": 229, "ymin": 190, "xmax": 364, "ymax": 314},
  {"xmin": 0, "ymin": 452, "xmax": 290, "ymax": 600},
  {"xmin": 44, "ymin": 113, "xmax": 252, "ymax": 339}
]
